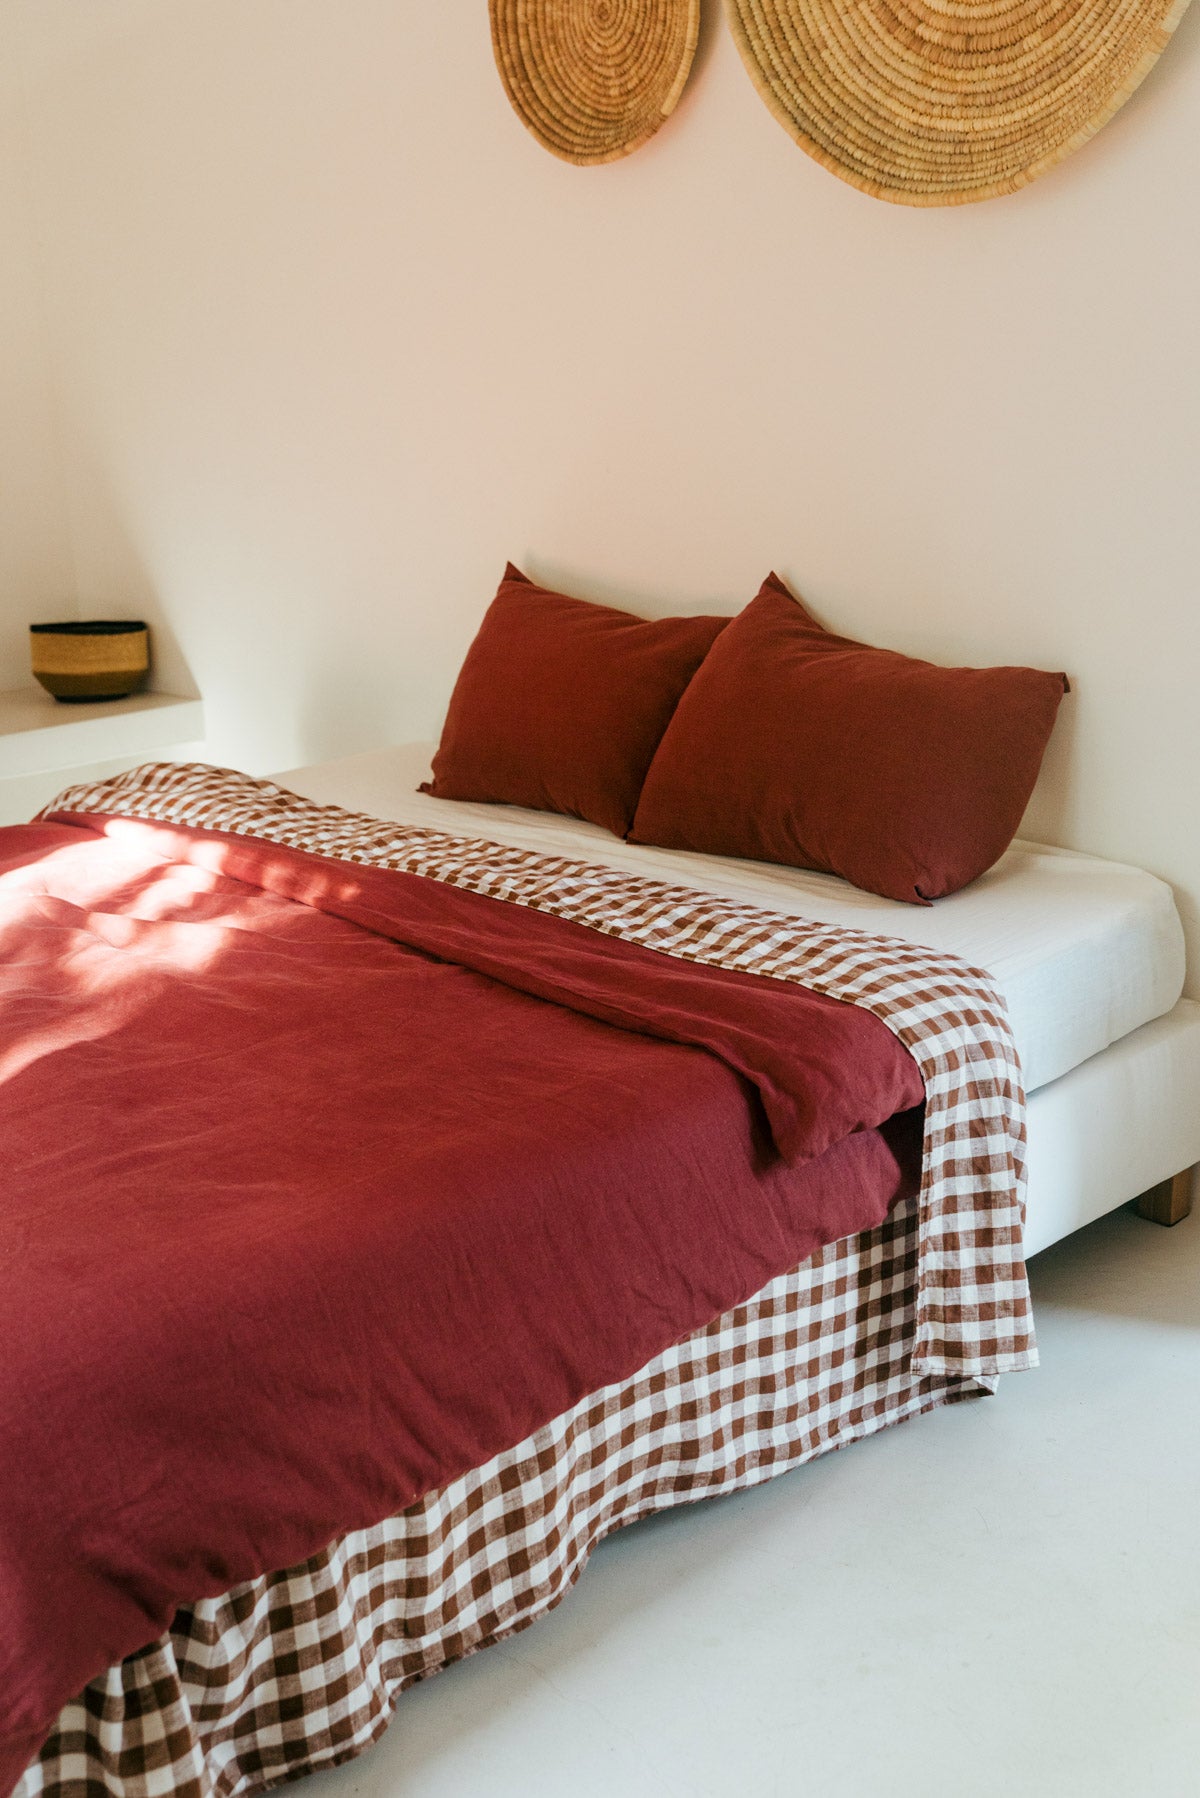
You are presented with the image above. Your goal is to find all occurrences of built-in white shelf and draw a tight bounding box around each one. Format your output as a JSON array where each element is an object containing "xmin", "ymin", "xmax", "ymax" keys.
[{"xmin": 0, "ymin": 686, "xmax": 205, "ymax": 779}]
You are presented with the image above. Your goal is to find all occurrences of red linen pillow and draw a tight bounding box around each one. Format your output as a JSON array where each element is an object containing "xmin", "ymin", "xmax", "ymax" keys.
[
  {"xmin": 421, "ymin": 564, "xmax": 729, "ymax": 837},
  {"xmin": 629, "ymin": 572, "xmax": 1069, "ymax": 904}
]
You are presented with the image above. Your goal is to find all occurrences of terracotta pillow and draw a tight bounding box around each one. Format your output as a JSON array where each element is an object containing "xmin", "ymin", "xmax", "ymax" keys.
[
  {"xmin": 630, "ymin": 573, "xmax": 1069, "ymax": 903},
  {"xmin": 422, "ymin": 565, "xmax": 729, "ymax": 837}
]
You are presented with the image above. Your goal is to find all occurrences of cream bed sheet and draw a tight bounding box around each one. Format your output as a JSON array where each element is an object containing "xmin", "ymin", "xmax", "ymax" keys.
[{"xmin": 275, "ymin": 742, "xmax": 1186, "ymax": 1097}]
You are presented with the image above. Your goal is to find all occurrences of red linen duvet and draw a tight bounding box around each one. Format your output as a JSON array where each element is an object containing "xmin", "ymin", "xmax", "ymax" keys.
[{"xmin": 0, "ymin": 804, "xmax": 926, "ymax": 1794}]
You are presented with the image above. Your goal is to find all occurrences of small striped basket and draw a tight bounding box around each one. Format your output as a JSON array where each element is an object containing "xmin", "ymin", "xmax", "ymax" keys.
[{"xmin": 30, "ymin": 620, "xmax": 150, "ymax": 702}]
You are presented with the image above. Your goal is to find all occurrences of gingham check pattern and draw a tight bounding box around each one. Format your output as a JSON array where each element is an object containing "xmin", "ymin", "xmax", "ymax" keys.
[
  {"xmin": 19, "ymin": 1200, "xmax": 979, "ymax": 1798},
  {"xmin": 46, "ymin": 760, "xmax": 1036, "ymax": 1378},
  {"xmin": 18, "ymin": 760, "xmax": 1036, "ymax": 1798}
]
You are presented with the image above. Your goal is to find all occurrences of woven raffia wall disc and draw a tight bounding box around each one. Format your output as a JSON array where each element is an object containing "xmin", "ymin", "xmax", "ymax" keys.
[
  {"xmin": 724, "ymin": 0, "xmax": 1192, "ymax": 205},
  {"xmin": 490, "ymin": 0, "xmax": 701, "ymax": 165}
]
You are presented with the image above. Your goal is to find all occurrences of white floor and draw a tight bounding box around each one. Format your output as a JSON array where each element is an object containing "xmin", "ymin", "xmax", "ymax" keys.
[{"xmin": 309, "ymin": 1206, "xmax": 1200, "ymax": 1798}]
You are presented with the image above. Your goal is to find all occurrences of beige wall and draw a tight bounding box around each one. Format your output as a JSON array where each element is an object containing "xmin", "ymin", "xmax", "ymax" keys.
[{"xmin": 4, "ymin": 0, "xmax": 1199, "ymax": 979}]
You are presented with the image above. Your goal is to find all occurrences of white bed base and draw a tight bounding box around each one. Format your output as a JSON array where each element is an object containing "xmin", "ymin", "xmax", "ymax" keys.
[{"xmin": 1024, "ymin": 997, "xmax": 1200, "ymax": 1257}]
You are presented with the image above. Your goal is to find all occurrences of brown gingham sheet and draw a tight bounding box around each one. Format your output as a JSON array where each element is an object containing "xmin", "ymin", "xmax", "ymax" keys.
[{"xmin": 18, "ymin": 762, "xmax": 1036, "ymax": 1797}]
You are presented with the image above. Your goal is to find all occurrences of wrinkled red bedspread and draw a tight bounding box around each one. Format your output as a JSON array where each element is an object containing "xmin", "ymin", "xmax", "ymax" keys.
[{"xmin": 0, "ymin": 813, "xmax": 923, "ymax": 1790}]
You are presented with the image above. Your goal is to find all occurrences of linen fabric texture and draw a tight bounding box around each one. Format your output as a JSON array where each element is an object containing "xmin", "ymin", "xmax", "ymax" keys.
[
  {"xmin": 10, "ymin": 759, "xmax": 1035, "ymax": 1796},
  {"xmin": 1, "ymin": 804, "xmax": 917, "ymax": 1794},
  {"xmin": 421, "ymin": 564, "xmax": 727, "ymax": 837},
  {"xmin": 41, "ymin": 757, "xmax": 1035, "ymax": 1379},
  {"xmin": 630, "ymin": 572, "xmax": 1069, "ymax": 903},
  {"xmin": 19, "ymin": 1200, "xmax": 974, "ymax": 1798}
]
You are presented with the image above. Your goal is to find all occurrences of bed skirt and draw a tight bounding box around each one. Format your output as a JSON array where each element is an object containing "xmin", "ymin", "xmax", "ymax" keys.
[{"xmin": 18, "ymin": 1194, "xmax": 981, "ymax": 1798}]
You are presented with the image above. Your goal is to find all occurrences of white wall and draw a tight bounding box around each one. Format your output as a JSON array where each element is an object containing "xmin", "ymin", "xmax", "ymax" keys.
[
  {"xmin": 4, "ymin": 0, "xmax": 1199, "ymax": 982},
  {"xmin": 0, "ymin": 26, "xmax": 74, "ymax": 687}
]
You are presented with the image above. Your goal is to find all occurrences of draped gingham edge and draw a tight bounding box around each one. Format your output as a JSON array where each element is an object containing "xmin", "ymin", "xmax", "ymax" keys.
[
  {"xmin": 44, "ymin": 759, "xmax": 1035, "ymax": 1380},
  {"xmin": 19, "ymin": 1203, "xmax": 980, "ymax": 1798}
]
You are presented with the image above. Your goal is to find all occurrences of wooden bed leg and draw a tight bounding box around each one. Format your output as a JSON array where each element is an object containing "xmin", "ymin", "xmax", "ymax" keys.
[{"xmin": 1133, "ymin": 1166, "xmax": 1196, "ymax": 1228}]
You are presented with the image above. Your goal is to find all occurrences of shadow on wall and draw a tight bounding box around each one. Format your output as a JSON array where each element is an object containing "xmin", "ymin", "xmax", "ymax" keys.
[
  {"xmin": 46, "ymin": 436, "xmax": 200, "ymax": 702},
  {"xmin": 692, "ymin": 0, "xmax": 726, "ymax": 85},
  {"xmin": 293, "ymin": 614, "xmax": 416, "ymax": 772},
  {"xmin": 1019, "ymin": 688, "xmax": 1078, "ymax": 848}
]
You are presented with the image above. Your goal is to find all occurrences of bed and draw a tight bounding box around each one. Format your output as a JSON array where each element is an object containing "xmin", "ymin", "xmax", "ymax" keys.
[
  {"xmin": 6, "ymin": 741, "xmax": 1199, "ymax": 1798},
  {"xmin": 296, "ymin": 744, "xmax": 1199, "ymax": 1259}
]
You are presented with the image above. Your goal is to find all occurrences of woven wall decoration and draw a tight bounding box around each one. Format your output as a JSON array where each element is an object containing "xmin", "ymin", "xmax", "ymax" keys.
[
  {"xmin": 723, "ymin": 0, "xmax": 1192, "ymax": 205},
  {"xmin": 490, "ymin": 0, "xmax": 701, "ymax": 165}
]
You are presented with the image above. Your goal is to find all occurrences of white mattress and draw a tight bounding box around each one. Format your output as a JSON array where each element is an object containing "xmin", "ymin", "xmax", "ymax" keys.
[{"xmin": 275, "ymin": 743, "xmax": 1186, "ymax": 1097}]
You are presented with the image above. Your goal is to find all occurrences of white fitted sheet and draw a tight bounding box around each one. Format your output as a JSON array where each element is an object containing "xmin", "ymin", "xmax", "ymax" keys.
[{"xmin": 275, "ymin": 743, "xmax": 1186, "ymax": 1097}]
